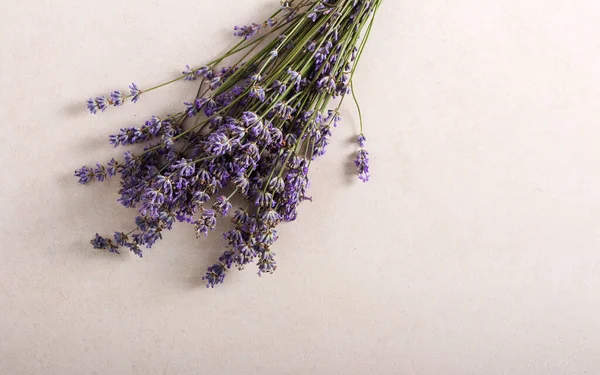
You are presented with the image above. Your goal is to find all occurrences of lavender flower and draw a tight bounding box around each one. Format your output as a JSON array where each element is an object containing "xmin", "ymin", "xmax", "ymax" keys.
[
  {"xmin": 234, "ymin": 23, "xmax": 261, "ymax": 39},
  {"xmin": 93, "ymin": 163, "xmax": 108, "ymax": 182},
  {"xmin": 90, "ymin": 234, "xmax": 120, "ymax": 254},
  {"xmin": 213, "ymin": 196, "xmax": 232, "ymax": 216},
  {"xmin": 110, "ymin": 91, "xmax": 124, "ymax": 106},
  {"xmin": 194, "ymin": 209, "xmax": 217, "ymax": 236},
  {"xmin": 96, "ymin": 96, "xmax": 109, "ymax": 112},
  {"xmin": 249, "ymin": 85, "xmax": 266, "ymax": 102},
  {"xmin": 106, "ymin": 158, "xmax": 120, "ymax": 176},
  {"xmin": 172, "ymin": 158, "xmax": 195, "ymax": 177},
  {"xmin": 358, "ymin": 134, "xmax": 366, "ymax": 148},
  {"xmin": 86, "ymin": 98, "xmax": 99, "ymax": 114},
  {"xmin": 253, "ymin": 190, "xmax": 274, "ymax": 208},
  {"xmin": 74, "ymin": 166, "xmax": 94, "ymax": 184},
  {"xmin": 202, "ymin": 263, "xmax": 227, "ymax": 288},
  {"xmin": 354, "ymin": 149, "xmax": 370, "ymax": 183},
  {"xmin": 183, "ymin": 65, "xmax": 199, "ymax": 81},
  {"xmin": 90, "ymin": 233, "xmax": 109, "ymax": 249},
  {"xmin": 129, "ymin": 83, "xmax": 142, "ymax": 103},
  {"xmin": 307, "ymin": 3, "xmax": 326, "ymax": 22}
]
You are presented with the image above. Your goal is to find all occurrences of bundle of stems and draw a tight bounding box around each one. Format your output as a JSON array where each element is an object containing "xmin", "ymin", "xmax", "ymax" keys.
[{"xmin": 77, "ymin": 0, "xmax": 381, "ymax": 287}]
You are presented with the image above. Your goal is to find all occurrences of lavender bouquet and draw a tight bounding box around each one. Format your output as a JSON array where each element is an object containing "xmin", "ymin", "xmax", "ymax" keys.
[{"xmin": 76, "ymin": 0, "xmax": 381, "ymax": 287}]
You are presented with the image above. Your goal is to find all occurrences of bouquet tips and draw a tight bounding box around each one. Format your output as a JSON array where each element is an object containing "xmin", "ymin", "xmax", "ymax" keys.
[{"xmin": 76, "ymin": 0, "xmax": 381, "ymax": 287}]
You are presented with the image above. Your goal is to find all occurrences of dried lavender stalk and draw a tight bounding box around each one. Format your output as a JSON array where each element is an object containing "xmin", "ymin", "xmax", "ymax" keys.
[{"xmin": 76, "ymin": 0, "xmax": 381, "ymax": 287}]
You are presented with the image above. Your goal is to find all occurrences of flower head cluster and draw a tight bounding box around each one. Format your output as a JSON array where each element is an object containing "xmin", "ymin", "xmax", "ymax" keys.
[
  {"xmin": 77, "ymin": 0, "xmax": 381, "ymax": 287},
  {"xmin": 86, "ymin": 84, "xmax": 143, "ymax": 114},
  {"xmin": 355, "ymin": 137, "xmax": 370, "ymax": 183}
]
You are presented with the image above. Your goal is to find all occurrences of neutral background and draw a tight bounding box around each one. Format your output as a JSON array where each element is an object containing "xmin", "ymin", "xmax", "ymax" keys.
[{"xmin": 2, "ymin": 0, "xmax": 600, "ymax": 374}]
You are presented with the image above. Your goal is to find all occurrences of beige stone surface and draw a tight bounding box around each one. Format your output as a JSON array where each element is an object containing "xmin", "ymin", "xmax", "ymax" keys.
[{"xmin": 2, "ymin": 0, "xmax": 600, "ymax": 374}]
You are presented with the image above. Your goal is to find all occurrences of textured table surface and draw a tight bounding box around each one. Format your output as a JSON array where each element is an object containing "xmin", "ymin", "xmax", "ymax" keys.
[{"xmin": 2, "ymin": 0, "xmax": 600, "ymax": 374}]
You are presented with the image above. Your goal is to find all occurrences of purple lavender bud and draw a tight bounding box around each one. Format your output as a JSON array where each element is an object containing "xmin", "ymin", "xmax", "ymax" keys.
[
  {"xmin": 261, "ymin": 209, "xmax": 281, "ymax": 226},
  {"xmin": 197, "ymin": 168, "xmax": 212, "ymax": 184},
  {"xmin": 242, "ymin": 142, "xmax": 259, "ymax": 158},
  {"xmin": 106, "ymin": 158, "xmax": 119, "ymax": 177},
  {"xmin": 287, "ymin": 68, "xmax": 300, "ymax": 81},
  {"xmin": 108, "ymin": 133, "xmax": 120, "ymax": 147},
  {"xmin": 226, "ymin": 123, "xmax": 247, "ymax": 141},
  {"xmin": 184, "ymin": 101, "xmax": 197, "ymax": 117},
  {"xmin": 233, "ymin": 208, "xmax": 250, "ymax": 226},
  {"xmin": 269, "ymin": 126, "xmax": 284, "ymax": 146},
  {"xmin": 182, "ymin": 65, "xmax": 198, "ymax": 81},
  {"xmin": 268, "ymin": 176, "xmax": 285, "ymax": 193},
  {"xmin": 90, "ymin": 233, "xmax": 109, "ymax": 249},
  {"xmin": 110, "ymin": 91, "xmax": 124, "ymax": 106},
  {"xmin": 249, "ymin": 119, "xmax": 269, "ymax": 140},
  {"xmin": 315, "ymin": 48, "xmax": 328, "ymax": 65},
  {"xmin": 113, "ymin": 232, "xmax": 128, "ymax": 246},
  {"xmin": 358, "ymin": 134, "xmax": 367, "ymax": 148},
  {"xmin": 284, "ymin": 133, "xmax": 297, "ymax": 148},
  {"xmin": 269, "ymin": 50, "xmax": 278, "ymax": 59},
  {"xmin": 266, "ymin": 18, "xmax": 276, "ymax": 27},
  {"xmin": 126, "ymin": 244, "xmax": 143, "ymax": 258},
  {"xmin": 193, "ymin": 190, "xmax": 210, "ymax": 205},
  {"xmin": 202, "ymin": 263, "xmax": 227, "ymax": 288},
  {"xmin": 231, "ymin": 85, "xmax": 245, "ymax": 97},
  {"xmin": 140, "ymin": 188, "xmax": 165, "ymax": 218},
  {"xmin": 97, "ymin": 96, "xmax": 110, "ymax": 112},
  {"xmin": 203, "ymin": 98, "xmax": 218, "ymax": 117},
  {"xmin": 197, "ymin": 66, "xmax": 212, "ymax": 79},
  {"xmin": 213, "ymin": 196, "xmax": 232, "ymax": 216},
  {"xmin": 253, "ymin": 190, "xmax": 273, "ymax": 208},
  {"xmin": 205, "ymin": 132, "xmax": 234, "ymax": 156},
  {"xmin": 241, "ymin": 111, "xmax": 259, "ymax": 126},
  {"xmin": 129, "ymin": 83, "xmax": 142, "ymax": 103},
  {"xmin": 333, "ymin": 112, "xmax": 342, "ymax": 127},
  {"xmin": 147, "ymin": 116, "xmax": 162, "ymax": 136},
  {"xmin": 89, "ymin": 233, "xmax": 120, "ymax": 254},
  {"xmin": 257, "ymin": 227, "xmax": 278, "ymax": 245},
  {"xmin": 250, "ymin": 73, "xmax": 263, "ymax": 82},
  {"xmin": 153, "ymin": 175, "xmax": 173, "ymax": 196},
  {"xmin": 172, "ymin": 158, "xmax": 195, "ymax": 177},
  {"xmin": 209, "ymin": 76, "xmax": 223, "ymax": 90},
  {"xmin": 94, "ymin": 163, "xmax": 108, "ymax": 182},
  {"xmin": 257, "ymin": 249, "xmax": 277, "ymax": 276},
  {"xmin": 234, "ymin": 23, "xmax": 261, "ymax": 40},
  {"xmin": 317, "ymin": 76, "xmax": 336, "ymax": 92},
  {"xmin": 233, "ymin": 175, "xmax": 250, "ymax": 194},
  {"xmin": 194, "ymin": 209, "xmax": 217, "ymax": 236},
  {"xmin": 249, "ymin": 85, "xmax": 266, "ymax": 102},
  {"xmin": 86, "ymin": 98, "xmax": 99, "ymax": 114},
  {"xmin": 224, "ymin": 229, "xmax": 244, "ymax": 244},
  {"xmin": 354, "ymin": 149, "xmax": 370, "ymax": 183},
  {"xmin": 272, "ymin": 80, "xmax": 287, "ymax": 95},
  {"xmin": 74, "ymin": 166, "xmax": 94, "ymax": 184}
]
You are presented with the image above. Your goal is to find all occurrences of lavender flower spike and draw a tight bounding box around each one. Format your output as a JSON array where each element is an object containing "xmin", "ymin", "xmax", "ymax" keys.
[
  {"xmin": 202, "ymin": 263, "xmax": 227, "ymax": 288},
  {"xmin": 110, "ymin": 90, "xmax": 124, "ymax": 106},
  {"xmin": 86, "ymin": 98, "xmax": 99, "ymax": 114},
  {"xmin": 358, "ymin": 134, "xmax": 366, "ymax": 148},
  {"xmin": 354, "ymin": 149, "xmax": 370, "ymax": 183},
  {"xmin": 96, "ymin": 96, "xmax": 109, "ymax": 112},
  {"xmin": 129, "ymin": 83, "xmax": 142, "ymax": 103}
]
